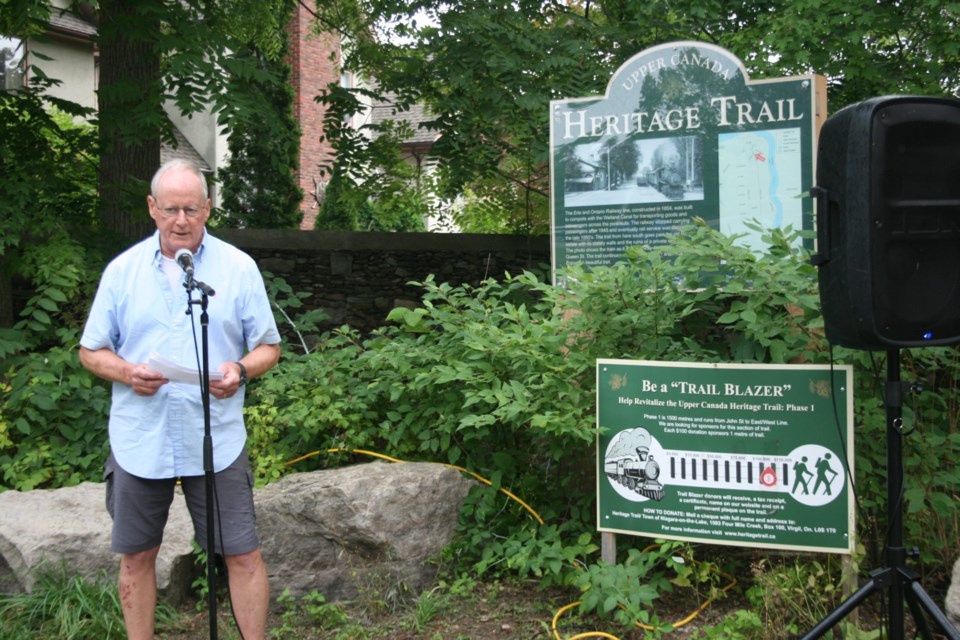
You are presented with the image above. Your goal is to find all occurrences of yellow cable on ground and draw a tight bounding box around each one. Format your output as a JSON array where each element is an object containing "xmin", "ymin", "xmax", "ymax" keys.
[
  {"xmin": 286, "ymin": 448, "xmax": 735, "ymax": 639},
  {"xmin": 550, "ymin": 569, "xmax": 738, "ymax": 640},
  {"xmin": 553, "ymin": 603, "xmax": 620, "ymax": 640}
]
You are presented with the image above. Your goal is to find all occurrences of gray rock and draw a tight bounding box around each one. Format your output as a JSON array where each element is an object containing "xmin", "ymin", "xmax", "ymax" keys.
[
  {"xmin": 0, "ymin": 461, "xmax": 472, "ymax": 606},
  {"xmin": 257, "ymin": 461, "xmax": 473, "ymax": 601},
  {"xmin": 0, "ymin": 481, "xmax": 196, "ymax": 603},
  {"xmin": 946, "ymin": 555, "xmax": 960, "ymax": 631}
]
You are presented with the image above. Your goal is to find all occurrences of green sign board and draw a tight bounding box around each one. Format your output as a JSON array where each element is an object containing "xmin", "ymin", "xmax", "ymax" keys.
[
  {"xmin": 597, "ymin": 359, "xmax": 854, "ymax": 553},
  {"xmin": 550, "ymin": 41, "xmax": 825, "ymax": 282}
]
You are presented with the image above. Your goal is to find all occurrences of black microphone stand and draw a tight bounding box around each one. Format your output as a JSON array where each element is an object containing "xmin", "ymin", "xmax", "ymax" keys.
[{"xmin": 184, "ymin": 272, "xmax": 219, "ymax": 640}]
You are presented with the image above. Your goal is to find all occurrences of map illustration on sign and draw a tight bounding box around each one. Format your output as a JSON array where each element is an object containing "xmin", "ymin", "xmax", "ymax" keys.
[{"xmin": 718, "ymin": 128, "xmax": 805, "ymax": 250}]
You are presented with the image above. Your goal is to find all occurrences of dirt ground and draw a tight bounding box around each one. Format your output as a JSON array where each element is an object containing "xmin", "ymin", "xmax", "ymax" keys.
[
  {"xmin": 154, "ymin": 576, "xmax": 955, "ymax": 640},
  {"xmin": 156, "ymin": 579, "xmax": 753, "ymax": 640}
]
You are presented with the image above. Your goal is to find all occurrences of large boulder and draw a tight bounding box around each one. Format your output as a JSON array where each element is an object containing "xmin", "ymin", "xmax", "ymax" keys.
[
  {"xmin": 0, "ymin": 481, "xmax": 196, "ymax": 603},
  {"xmin": 0, "ymin": 461, "xmax": 473, "ymax": 605},
  {"xmin": 257, "ymin": 461, "xmax": 473, "ymax": 601},
  {"xmin": 946, "ymin": 555, "xmax": 960, "ymax": 631}
]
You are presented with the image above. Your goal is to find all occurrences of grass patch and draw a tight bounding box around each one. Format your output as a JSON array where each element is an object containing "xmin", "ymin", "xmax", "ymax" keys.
[{"xmin": 0, "ymin": 565, "xmax": 180, "ymax": 640}]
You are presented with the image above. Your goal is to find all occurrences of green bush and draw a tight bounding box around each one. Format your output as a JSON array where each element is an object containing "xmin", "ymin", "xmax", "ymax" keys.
[
  {"xmin": 0, "ymin": 232, "xmax": 110, "ymax": 492},
  {"xmin": 253, "ymin": 224, "xmax": 829, "ymax": 515},
  {"xmin": 242, "ymin": 223, "xmax": 960, "ymax": 628}
]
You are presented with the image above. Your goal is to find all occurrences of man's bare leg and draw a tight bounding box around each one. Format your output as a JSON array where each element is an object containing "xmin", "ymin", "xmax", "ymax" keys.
[
  {"xmin": 225, "ymin": 547, "xmax": 269, "ymax": 640},
  {"xmin": 118, "ymin": 547, "xmax": 160, "ymax": 640}
]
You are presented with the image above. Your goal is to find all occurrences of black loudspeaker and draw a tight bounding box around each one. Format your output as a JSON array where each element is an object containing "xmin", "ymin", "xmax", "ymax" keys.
[{"xmin": 813, "ymin": 95, "xmax": 960, "ymax": 349}]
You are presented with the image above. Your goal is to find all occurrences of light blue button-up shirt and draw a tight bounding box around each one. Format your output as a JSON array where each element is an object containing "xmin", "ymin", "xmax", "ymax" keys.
[{"xmin": 81, "ymin": 230, "xmax": 281, "ymax": 479}]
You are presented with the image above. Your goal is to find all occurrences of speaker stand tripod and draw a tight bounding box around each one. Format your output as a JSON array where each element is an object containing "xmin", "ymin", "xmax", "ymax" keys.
[{"xmin": 801, "ymin": 349, "xmax": 959, "ymax": 640}]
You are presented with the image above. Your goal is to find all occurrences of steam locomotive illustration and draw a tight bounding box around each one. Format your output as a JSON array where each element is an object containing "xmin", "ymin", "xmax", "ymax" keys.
[
  {"xmin": 604, "ymin": 428, "xmax": 664, "ymax": 501},
  {"xmin": 638, "ymin": 140, "xmax": 685, "ymax": 200}
]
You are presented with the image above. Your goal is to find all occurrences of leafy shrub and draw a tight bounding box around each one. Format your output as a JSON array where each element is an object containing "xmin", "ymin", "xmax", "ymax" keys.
[
  {"xmin": 245, "ymin": 222, "xmax": 960, "ymax": 625},
  {"xmin": 0, "ymin": 236, "xmax": 111, "ymax": 491},
  {"xmin": 0, "ymin": 86, "xmax": 105, "ymax": 491},
  {"xmin": 257, "ymin": 224, "xmax": 830, "ymax": 529}
]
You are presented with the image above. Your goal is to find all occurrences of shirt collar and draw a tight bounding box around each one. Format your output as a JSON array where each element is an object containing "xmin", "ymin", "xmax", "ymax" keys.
[{"xmin": 150, "ymin": 228, "xmax": 208, "ymax": 266}]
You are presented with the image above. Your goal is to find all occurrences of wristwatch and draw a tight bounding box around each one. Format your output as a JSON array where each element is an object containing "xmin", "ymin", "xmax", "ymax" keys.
[{"xmin": 236, "ymin": 361, "xmax": 248, "ymax": 386}]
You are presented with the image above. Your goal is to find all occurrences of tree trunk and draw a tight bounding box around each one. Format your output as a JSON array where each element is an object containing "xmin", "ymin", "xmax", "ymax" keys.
[
  {"xmin": 0, "ymin": 258, "xmax": 12, "ymax": 328},
  {"xmin": 96, "ymin": 0, "xmax": 162, "ymax": 242}
]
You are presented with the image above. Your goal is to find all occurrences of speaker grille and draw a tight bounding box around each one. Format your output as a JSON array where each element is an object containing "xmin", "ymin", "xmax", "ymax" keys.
[{"xmin": 871, "ymin": 102, "xmax": 960, "ymax": 345}]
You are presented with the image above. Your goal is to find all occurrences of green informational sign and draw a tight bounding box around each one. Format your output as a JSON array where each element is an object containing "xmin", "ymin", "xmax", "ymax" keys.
[
  {"xmin": 550, "ymin": 41, "xmax": 825, "ymax": 282},
  {"xmin": 597, "ymin": 359, "xmax": 854, "ymax": 553}
]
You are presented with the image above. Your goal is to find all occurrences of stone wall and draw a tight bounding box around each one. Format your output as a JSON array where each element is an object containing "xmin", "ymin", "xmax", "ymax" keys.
[{"xmin": 215, "ymin": 229, "xmax": 551, "ymax": 335}]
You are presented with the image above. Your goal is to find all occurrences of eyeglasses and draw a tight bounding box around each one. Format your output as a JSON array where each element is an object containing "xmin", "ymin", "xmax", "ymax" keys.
[{"xmin": 157, "ymin": 205, "xmax": 204, "ymax": 218}]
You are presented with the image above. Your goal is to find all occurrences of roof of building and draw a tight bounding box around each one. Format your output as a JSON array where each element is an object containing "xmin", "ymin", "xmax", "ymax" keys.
[
  {"xmin": 161, "ymin": 127, "xmax": 212, "ymax": 172},
  {"xmin": 369, "ymin": 93, "xmax": 439, "ymax": 147},
  {"xmin": 47, "ymin": 8, "xmax": 97, "ymax": 39}
]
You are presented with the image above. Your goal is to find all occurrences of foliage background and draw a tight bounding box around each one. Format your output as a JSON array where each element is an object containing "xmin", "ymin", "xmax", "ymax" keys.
[
  {"xmin": 312, "ymin": 0, "xmax": 960, "ymax": 234},
  {"xmin": 214, "ymin": 0, "xmax": 306, "ymax": 231},
  {"xmin": 3, "ymin": 0, "xmax": 960, "ymax": 634}
]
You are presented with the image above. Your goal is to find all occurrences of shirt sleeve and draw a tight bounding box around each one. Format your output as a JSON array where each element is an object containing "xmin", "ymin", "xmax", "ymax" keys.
[
  {"xmin": 80, "ymin": 266, "xmax": 120, "ymax": 353},
  {"xmin": 242, "ymin": 266, "xmax": 282, "ymax": 350}
]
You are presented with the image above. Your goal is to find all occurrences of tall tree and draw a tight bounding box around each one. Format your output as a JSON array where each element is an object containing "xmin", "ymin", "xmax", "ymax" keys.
[
  {"xmin": 2, "ymin": 0, "xmax": 300, "ymax": 237},
  {"xmin": 93, "ymin": 0, "xmax": 298, "ymax": 240},
  {"xmin": 1, "ymin": 0, "xmax": 298, "ymax": 322},
  {"xmin": 96, "ymin": 0, "xmax": 162, "ymax": 241},
  {"xmin": 215, "ymin": 0, "xmax": 304, "ymax": 230},
  {"xmin": 312, "ymin": 0, "xmax": 960, "ymax": 233}
]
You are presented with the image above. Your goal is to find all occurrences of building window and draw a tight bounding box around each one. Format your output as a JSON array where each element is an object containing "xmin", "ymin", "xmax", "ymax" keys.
[
  {"xmin": 340, "ymin": 71, "xmax": 354, "ymax": 125},
  {"xmin": 1, "ymin": 36, "xmax": 25, "ymax": 90}
]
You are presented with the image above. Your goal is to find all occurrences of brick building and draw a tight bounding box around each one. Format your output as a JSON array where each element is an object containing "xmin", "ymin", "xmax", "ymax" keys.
[{"xmin": 287, "ymin": 5, "xmax": 342, "ymax": 230}]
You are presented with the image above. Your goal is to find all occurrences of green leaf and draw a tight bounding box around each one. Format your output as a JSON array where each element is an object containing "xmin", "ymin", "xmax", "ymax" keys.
[{"xmin": 31, "ymin": 394, "xmax": 56, "ymax": 411}]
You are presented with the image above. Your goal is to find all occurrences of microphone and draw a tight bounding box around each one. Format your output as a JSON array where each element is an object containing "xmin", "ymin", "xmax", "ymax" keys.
[
  {"xmin": 175, "ymin": 248, "xmax": 195, "ymax": 275},
  {"xmin": 174, "ymin": 248, "xmax": 215, "ymax": 296}
]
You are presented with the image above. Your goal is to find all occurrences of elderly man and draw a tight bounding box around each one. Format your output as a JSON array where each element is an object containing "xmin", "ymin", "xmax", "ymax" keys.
[{"xmin": 79, "ymin": 159, "xmax": 281, "ymax": 640}]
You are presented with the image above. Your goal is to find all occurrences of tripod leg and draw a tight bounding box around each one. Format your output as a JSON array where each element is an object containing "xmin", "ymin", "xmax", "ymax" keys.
[
  {"xmin": 905, "ymin": 586, "xmax": 937, "ymax": 640},
  {"xmin": 907, "ymin": 580, "xmax": 960, "ymax": 640},
  {"xmin": 799, "ymin": 577, "xmax": 879, "ymax": 640}
]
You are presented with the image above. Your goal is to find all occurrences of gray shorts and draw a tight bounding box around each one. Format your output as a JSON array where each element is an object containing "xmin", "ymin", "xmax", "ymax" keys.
[{"xmin": 104, "ymin": 449, "xmax": 260, "ymax": 556}]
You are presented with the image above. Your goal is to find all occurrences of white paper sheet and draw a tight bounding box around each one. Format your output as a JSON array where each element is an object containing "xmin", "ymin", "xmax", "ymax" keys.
[{"xmin": 147, "ymin": 352, "xmax": 224, "ymax": 385}]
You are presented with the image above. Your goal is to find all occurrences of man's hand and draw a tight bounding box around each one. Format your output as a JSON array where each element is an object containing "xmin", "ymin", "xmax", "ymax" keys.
[
  {"xmin": 209, "ymin": 362, "xmax": 243, "ymax": 400},
  {"xmin": 130, "ymin": 364, "xmax": 168, "ymax": 396},
  {"xmin": 79, "ymin": 346, "xmax": 169, "ymax": 396}
]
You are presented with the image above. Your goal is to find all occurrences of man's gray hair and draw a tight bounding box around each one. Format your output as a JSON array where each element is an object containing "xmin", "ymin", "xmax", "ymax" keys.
[{"xmin": 151, "ymin": 159, "xmax": 209, "ymax": 199}]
